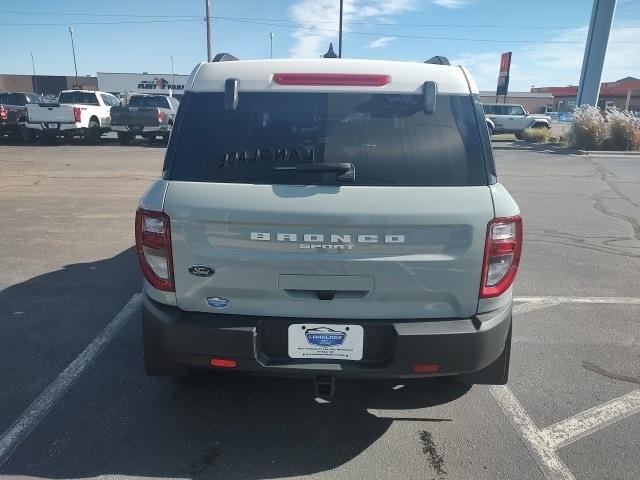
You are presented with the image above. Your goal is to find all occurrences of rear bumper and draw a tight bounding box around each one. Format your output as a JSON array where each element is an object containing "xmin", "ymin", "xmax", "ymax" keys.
[
  {"xmin": 111, "ymin": 125, "xmax": 168, "ymax": 133},
  {"xmin": 25, "ymin": 122, "xmax": 78, "ymax": 132},
  {"xmin": 143, "ymin": 295, "xmax": 512, "ymax": 379}
]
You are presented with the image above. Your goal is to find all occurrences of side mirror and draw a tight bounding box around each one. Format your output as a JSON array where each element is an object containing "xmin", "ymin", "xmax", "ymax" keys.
[
  {"xmin": 422, "ymin": 81, "xmax": 437, "ymax": 115},
  {"xmin": 225, "ymin": 78, "xmax": 239, "ymax": 111}
]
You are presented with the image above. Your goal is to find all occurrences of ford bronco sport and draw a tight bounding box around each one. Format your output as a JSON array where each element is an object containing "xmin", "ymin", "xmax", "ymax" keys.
[{"xmin": 136, "ymin": 54, "xmax": 522, "ymax": 390}]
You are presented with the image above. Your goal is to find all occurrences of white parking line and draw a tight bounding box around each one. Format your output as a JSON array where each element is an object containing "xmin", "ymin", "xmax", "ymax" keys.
[
  {"xmin": 493, "ymin": 296, "xmax": 640, "ymax": 480},
  {"xmin": 489, "ymin": 385, "xmax": 576, "ymax": 480},
  {"xmin": 515, "ymin": 296, "xmax": 640, "ymax": 305},
  {"xmin": 0, "ymin": 293, "xmax": 141, "ymax": 467},
  {"xmin": 541, "ymin": 389, "xmax": 640, "ymax": 449}
]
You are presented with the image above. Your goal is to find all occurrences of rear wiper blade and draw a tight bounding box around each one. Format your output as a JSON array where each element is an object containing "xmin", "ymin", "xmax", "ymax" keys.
[{"xmin": 274, "ymin": 162, "xmax": 355, "ymax": 182}]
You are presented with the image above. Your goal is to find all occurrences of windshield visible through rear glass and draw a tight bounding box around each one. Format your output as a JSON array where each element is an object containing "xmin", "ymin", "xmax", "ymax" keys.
[
  {"xmin": 129, "ymin": 96, "xmax": 169, "ymax": 108},
  {"xmin": 167, "ymin": 92, "xmax": 488, "ymax": 186}
]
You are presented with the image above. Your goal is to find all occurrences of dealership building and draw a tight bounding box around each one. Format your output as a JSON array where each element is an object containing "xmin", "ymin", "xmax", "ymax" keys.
[{"xmin": 532, "ymin": 77, "xmax": 640, "ymax": 113}]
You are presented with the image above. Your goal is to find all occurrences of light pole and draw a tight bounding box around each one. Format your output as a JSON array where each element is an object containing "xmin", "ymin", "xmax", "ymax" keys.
[
  {"xmin": 68, "ymin": 26, "xmax": 78, "ymax": 87},
  {"xmin": 170, "ymin": 56, "xmax": 175, "ymax": 87},
  {"xmin": 338, "ymin": 0, "xmax": 343, "ymax": 58},
  {"xmin": 30, "ymin": 52, "xmax": 38, "ymax": 94},
  {"xmin": 269, "ymin": 32, "xmax": 274, "ymax": 59},
  {"xmin": 205, "ymin": 0, "xmax": 212, "ymax": 62}
]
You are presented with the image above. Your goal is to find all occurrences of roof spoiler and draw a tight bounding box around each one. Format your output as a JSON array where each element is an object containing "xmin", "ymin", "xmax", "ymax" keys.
[
  {"xmin": 425, "ymin": 56, "xmax": 450, "ymax": 66},
  {"xmin": 212, "ymin": 53, "xmax": 239, "ymax": 62}
]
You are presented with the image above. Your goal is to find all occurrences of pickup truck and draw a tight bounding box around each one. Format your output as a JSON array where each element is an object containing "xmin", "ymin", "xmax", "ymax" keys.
[
  {"xmin": 483, "ymin": 103, "xmax": 551, "ymax": 138},
  {"xmin": 25, "ymin": 90, "xmax": 120, "ymax": 143},
  {"xmin": 0, "ymin": 91, "xmax": 43, "ymax": 142},
  {"xmin": 110, "ymin": 94, "xmax": 179, "ymax": 145}
]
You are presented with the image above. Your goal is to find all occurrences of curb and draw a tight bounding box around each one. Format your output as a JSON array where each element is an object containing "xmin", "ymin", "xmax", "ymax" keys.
[{"xmin": 575, "ymin": 150, "xmax": 640, "ymax": 157}]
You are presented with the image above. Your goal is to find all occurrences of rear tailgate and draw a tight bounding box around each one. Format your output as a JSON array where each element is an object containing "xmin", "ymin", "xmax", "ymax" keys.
[
  {"xmin": 111, "ymin": 107, "xmax": 159, "ymax": 127},
  {"xmin": 26, "ymin": 104, "xmax": 75, "ymax": 123},
  {"xmin": 165, "ymin": 183, "xmax": 493, "ymax": 319}
]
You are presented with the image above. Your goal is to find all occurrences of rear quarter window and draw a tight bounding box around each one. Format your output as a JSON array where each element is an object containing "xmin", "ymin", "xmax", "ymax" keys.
[{"xmin": 166, "ymin": 91, "xmax": 489, "ymax": 187}]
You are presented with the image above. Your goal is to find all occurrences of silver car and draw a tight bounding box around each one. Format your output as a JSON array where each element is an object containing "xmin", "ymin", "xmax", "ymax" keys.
[{"xmin": 135, "ymin": 56, "xmax": 522, "ymax": 393}]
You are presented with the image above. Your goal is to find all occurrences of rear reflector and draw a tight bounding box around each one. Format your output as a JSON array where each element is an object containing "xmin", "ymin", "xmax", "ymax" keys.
[
  {"xmin": 272, "ymin": 73, "xmax": 390, "ymax": 87},
  {"xmin": 135, "ymin": 208, "xmax": 174, "ymax": 292},
  {"xmin": 480, "ymin": 216, "xmax": 523, "ymax": 298},
  {"xmin": 413, "ymin": 364, "xmax": 441, "ymax": 373},
  {"xmin": 210, "ymin": 358, "xmax": 237, "ymax": 368}
]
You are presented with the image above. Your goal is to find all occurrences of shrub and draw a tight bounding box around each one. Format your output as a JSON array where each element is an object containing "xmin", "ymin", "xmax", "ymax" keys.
[
  {"xmin": 521, "ymin": 127, "xmax": 551, "ymax": 143},
  {"xmin": 571, "ymin": 105, "xmax": 607, "ymax": 150},
  {"xmin": 606, "ymin": 107, "xmax": 640, "ymax": 151}
]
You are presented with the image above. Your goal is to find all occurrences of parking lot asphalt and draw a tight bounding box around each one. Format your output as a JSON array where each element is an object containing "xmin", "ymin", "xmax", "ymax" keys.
[{"xmin": 0, "ymin": 139, "xmax": 638, "ymax": 480}]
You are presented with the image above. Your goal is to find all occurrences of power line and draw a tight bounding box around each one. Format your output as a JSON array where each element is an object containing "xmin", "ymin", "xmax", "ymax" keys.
[
  {"xmin": 0, "ymin": 13, "xmax": 633, "ymax": 45},
  {"xmin": 0, "ymin": 10, "xmax": 576, "ymax": 29}
]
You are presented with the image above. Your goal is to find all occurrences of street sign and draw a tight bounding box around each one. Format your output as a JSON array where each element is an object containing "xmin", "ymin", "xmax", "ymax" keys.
[{"xmin": 496, "ymin": 52, "xmax": 512, "ymax": 97}]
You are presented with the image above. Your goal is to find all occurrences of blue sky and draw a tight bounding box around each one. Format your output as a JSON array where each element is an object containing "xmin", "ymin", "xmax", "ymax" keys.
[{"xmin": 1, "ymin": 0, "xmax": 639, "ymax": 91}]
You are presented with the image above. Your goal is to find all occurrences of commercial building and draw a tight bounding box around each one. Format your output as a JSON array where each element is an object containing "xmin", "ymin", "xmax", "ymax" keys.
[
  {"xmin": 0, "ymin": 74, "xmax": 97, "ymax": 95},
  {"xmin": 479, "ymin": 91, "xmax": 553, "ymax": 114},
  {"xmin": 532, "ymin": 77, "xmax": 640, "ymax": 113},
  {"xmin": 97, "ymin": 72, "xmax": 189, "ymax": 98}
]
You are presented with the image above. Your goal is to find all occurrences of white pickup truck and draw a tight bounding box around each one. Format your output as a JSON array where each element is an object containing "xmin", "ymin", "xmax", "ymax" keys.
[{"xmin": 26, "ymin": 90, "xmax": 120, "ymax": 143}]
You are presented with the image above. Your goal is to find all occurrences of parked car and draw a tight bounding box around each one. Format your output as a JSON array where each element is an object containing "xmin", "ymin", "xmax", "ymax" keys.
[
  {"xmin": 0, "ymin": 92, "xmax": 43, "ymax": 142},
  {"xmin": 485, "ymin": 115, "xmax": 495, "ymax": 136},
  {"xmin": 136, "ymin": 55, "xmax": 522, "ymax": 394},
  {"xmin": 110, "ymin": 94, "xmax": 179, "ymax": 145},
  {"xmin": 483, "ymin": 103, "xmax": 551, "ymax": 138},
  {"xmin": 25, "ymin": 90, "xmax": 119, "ymax": 143}
]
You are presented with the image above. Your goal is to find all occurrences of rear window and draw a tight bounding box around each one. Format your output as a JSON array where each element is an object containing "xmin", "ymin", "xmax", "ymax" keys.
[
  {"xmin": 129, "ymin": 95, "xmax": 169, "ymax": 108},
  {"xmin": 0, "ymin": 93, "xmax": 26, "ymax": 106},
  {"xmin": 167, "ymin": 92, "xmax": 488, "ymax": 186},
  {"xmin": 58, "ymin": 92, "xmax": 99, "ymax": 105}
]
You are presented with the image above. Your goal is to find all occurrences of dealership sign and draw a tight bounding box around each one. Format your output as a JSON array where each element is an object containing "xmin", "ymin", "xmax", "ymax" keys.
[
  {"xmin": 97, "ymin": 72, "xmax": 189, "ymax": 95},
  {"xmin": 496, "ymin": 52, "xmax": 512, "ymax": 97}
]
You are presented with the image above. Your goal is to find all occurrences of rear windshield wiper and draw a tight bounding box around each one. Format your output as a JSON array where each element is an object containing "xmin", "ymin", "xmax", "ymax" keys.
[{"xmin": 274, "ymin": 162, "xmax": 355, "ymax": 182}]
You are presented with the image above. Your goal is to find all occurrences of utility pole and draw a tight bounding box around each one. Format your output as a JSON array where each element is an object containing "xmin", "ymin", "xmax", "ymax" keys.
[
  {"xmin": 270, "ymin": 32, "xmax": 274, "ymax": 59},
  {"xmin": 170, "ymin": 56, "xmax": 175, "ymax": 86},
  {"xmin": 338, "ymin": 0, "xmax": 343, "ymax": 58},
  {"xmin": 576, "ymin": 0, "xmax": 617, "ymax": 107},
  {"xmin": 68, "ymin": 26, "xmax": 78, "ymax": 87},
  {"xmin": 205, "ymin": 0, "xmax": 213, "ymax": 62},
  {"xmin": 30, "ymin": 52, "xmax": 38, "ymax": 94}
]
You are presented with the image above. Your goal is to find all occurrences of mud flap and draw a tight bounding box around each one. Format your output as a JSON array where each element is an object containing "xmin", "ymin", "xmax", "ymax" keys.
[{"xmin": 456, "ymin": 322, "xmax": 512, "ymax": 385}]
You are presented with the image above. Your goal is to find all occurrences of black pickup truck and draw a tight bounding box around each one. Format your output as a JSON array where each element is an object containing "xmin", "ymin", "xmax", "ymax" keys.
[
  {"xmin": 0, "ymin": 92, "xmax": 43, "ymax": 142},
  {"xmin": 110, "ymin": 94, "xmax": 179, "ymax": 145}
]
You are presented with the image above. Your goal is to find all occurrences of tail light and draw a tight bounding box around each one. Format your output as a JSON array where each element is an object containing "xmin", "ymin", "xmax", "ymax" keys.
[
  {"xmin": 73, "ymin": 107, "xmax": 81, "ymax": 123},
  {"xmin": 157, "ymin": 110, "xmax": 164, "ymax": 123},
  {"xmin": 135, "ymin": 208, "xmax": 174, "ymax": 291},
  {"xmin": 0, "ymin": 106, "xmax": 7, "ymax": 120},
  {"xmin": 480, "ymin": 216, "xmax": 523, "ymax": 298},
  {"xmin": 272, "ymin": 73, "xmax": 390, "ymax": 87}
]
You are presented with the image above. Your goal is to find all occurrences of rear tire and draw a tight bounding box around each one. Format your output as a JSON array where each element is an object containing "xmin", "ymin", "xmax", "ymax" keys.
[
  {"xmin": 13, "ymin": 124, "xmax": 34, "ymax": 143},
  {"xmin": 85, "ymin": 119, "xmax": 100, "ymax": 145},
  {"xmin": 515, "ymin": 132, "xmax": 524, "ymax": 140},
  {"xmin": 117, "ymin": 132, "xmax": 132, "ymax": 145},
  {"xmin": 457, "ymin": 322, "xmax": 512, "ymax": 385},
  {"xmin": 143, "ymin": 323, "xmax": 192, "ymax": 377}
]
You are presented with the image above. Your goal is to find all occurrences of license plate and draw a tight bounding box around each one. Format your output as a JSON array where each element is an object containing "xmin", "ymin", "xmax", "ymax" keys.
[
  {"xmin": 288, "ymin": 324, "xmax": 363, "ymax": 360},
  {"xmin": 47, "ymin": 123, "xmax": 58, "ymax": 129}
]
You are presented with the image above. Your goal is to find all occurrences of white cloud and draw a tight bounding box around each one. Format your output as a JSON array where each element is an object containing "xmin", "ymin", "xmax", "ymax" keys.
[
  {"xmin": 367, "ymin": 36, "xmax": 397, "ymax": 48},
  {"xmin": 288, "ymin": 0, "xmax": 417, "ymax": 58},
  {"xmin": 450, "ymin": 21, "xmax": 640, "ymax": 92},
  {"xmin": 432, "ymin": 0, "xmax": 476, "ymax": 8}
]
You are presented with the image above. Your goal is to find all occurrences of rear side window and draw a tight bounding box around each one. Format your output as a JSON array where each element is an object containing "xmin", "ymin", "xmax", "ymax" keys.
[{"xmin": 167, "ymin": 92, "xmax": 488, "ymax": 186}]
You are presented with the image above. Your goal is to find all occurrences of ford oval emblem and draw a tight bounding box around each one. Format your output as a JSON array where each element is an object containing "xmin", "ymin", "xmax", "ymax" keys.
[{"xmin": 188, "ymin": 265, "xmax": 215, "ymax": 277}]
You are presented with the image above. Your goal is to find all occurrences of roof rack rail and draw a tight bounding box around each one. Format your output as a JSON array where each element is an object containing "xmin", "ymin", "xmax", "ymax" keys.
[
  {"xmin": 212, "ymin": 53, "xmax": 239, "ymax": 62},
  {"xmin": 425, "ymin": 56, "xmax": 450, "ymax": 66}
]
